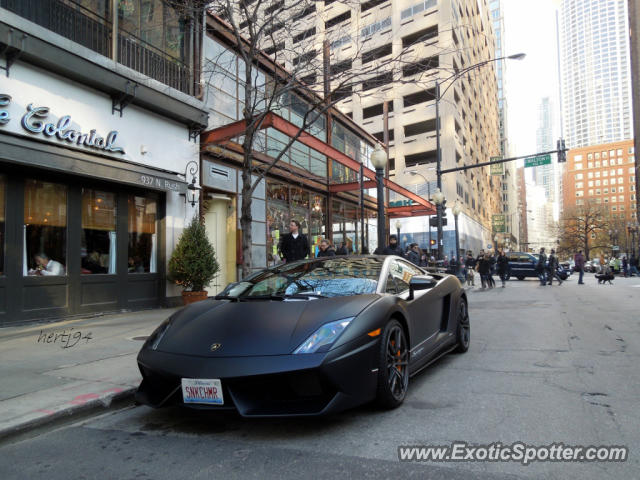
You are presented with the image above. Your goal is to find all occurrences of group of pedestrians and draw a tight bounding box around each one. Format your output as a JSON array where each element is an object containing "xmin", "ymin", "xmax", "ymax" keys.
[{"xmin": 535, "ymin": 247, "xmax": 563, "ymax": 286}]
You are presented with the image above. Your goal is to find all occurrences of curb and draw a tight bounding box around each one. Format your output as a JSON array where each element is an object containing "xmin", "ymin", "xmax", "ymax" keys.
[{"xmin": 0, "ymin": 387, "xmax": 137, "ymax": 446}]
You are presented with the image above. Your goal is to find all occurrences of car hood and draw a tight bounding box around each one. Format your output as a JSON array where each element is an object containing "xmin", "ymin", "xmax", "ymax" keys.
[{"xmin": 155, "ymin": 295, "xmax": 379, "ymax": 357}]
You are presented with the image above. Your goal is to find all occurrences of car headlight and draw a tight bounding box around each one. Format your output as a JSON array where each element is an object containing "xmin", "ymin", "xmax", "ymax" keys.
[
  {"xmin": 293, "ymin": 317, "xmax": 354, "ymax": 354},
  {"xmin": 145, "ymin": 318, "xmax": 172, "ymax": 351}
]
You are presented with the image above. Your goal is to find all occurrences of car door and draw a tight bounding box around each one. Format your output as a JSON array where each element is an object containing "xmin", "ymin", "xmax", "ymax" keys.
[{"xmin": 386, "ymin": 259, "xmax": 442, "ymax": 356}]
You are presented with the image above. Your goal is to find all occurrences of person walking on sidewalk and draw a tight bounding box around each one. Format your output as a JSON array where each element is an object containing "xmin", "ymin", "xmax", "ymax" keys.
[
  {"xmin": 465, "ymin": 251, "xmax": 476, "ymax": 286},
  {"xmin": 278, "ymin": 220, "xmax": 309, "ymax": 263},
  {"xmin": 547, "ymin": 249, "xmax": 563, "ymax": 285},
  {"xmin": 477, "ymin": 253, "xmax": 492, "ymax": 289},
  {"xmin": 574, "ymin": 250, "xmax": 585, "ymax": 284},
  {"xmin": 496, "ymin": 250, "xmax": 509, "ymax": 288},
  {"xmin": 630, "ymin": 254, "xmax": 639, "ymax": 276},
  {"xmin": 536, "ymin": 247, "xmax": 548, "ymax": 286}
]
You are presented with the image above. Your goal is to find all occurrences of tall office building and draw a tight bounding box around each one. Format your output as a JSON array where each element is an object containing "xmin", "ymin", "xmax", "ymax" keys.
[
  {"xmin": 535, "ymin": 97, "xmax": 557, "ymax": 202},
  {"xmin": 559, "ymin": 0, "xmax": 633, "ymax": 149},
  {"xmin": 490, "ymin": 0, "xmax": 520, "ymax": 250},
  {"xmin": 241, "ymin": 0, "xmax": 502, "ymax": 254}
]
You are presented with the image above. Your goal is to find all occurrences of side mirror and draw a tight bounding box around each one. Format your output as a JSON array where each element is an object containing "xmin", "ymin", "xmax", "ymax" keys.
[{"xmin": 408, "ymin": 275, "xmax": 437, "ymax": 300}]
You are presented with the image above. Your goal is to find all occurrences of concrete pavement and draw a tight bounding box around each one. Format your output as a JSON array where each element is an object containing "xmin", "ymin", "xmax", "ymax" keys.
[{"xmin": 0, "ymin": 307, "xmax": 177, "ymax": 443}]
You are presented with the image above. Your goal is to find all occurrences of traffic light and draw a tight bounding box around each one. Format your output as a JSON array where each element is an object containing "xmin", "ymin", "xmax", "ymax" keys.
[{"xmin": 557, "ymin": 138, "xmax": 566, "ymax": 162}]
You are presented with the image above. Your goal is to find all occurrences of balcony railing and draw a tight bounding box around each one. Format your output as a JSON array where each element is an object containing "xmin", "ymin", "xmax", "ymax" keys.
[{"xmin": 1, "ymin": 0, "xmax": 194, "ymax": 95}]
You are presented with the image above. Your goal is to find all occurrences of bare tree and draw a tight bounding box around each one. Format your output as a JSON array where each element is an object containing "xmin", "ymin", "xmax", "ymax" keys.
[
  {"xmin": 557, "ymin": 200, "xmax": 611, "ymax": 260},
  {"xmin": 202, "ymin": 0, "xmax": 494, "ymax": 277}
]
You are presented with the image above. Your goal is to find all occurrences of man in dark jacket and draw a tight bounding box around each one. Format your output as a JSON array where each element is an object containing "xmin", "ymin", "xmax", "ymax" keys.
[
  {"xmin": 537, "ymin": 247, "xmax": 548, "ymax": 285},
  {"xmin": 316, "ymin": 239, "xmax": 336, "ymax": 257},
  {"xmin": 278, "ymin": 220, "xmax": 309, "ymax": 263},
  {"xmin": 496, "ymin": 250, "xmax": 509, "ymax": 288},
  {"xmin": 406, "ymin": 243, "xmax": 421, "ymax": 266},
  {"xmin": 547, "ymin": 249, "xmax": 562, "ymax": 285},
  {"xmin": 335, "ymin": 241, "xmax": 348, "ymax": 255},
  {"xmin": 465, "ymin": 252, "xmax": 476, "ymax": 286},
  {"xmin": 382, "ymin": 235, "xmax": 403, "ymax": 256}
]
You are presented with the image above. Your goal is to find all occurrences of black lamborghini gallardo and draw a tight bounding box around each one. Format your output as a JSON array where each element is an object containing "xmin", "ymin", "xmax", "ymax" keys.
[{"xmin": 136, "ymin": 255, "xmax": 470, "ymax": 416}]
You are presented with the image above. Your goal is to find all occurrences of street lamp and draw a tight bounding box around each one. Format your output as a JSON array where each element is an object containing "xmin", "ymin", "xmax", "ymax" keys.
[
  {"xmin": 432, "ymin": 188, "xmax": 445, "ymax": 259},
  {"xmin": 452, "ymin": 200, "xmax": 462, "ymax": 277},
  {"xmin": 405, "ymin": 168, "xmax": 435, "ymax": 254},
  {"xmin": 371, "ymin": 144, "xmax": 388, "ymax": 251},
  {"xmin": 434, "ymin": 53, "xmax": 526, "ymax": 264}
]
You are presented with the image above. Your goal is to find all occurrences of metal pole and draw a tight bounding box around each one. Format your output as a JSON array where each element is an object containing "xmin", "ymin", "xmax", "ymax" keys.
[
  {"xmin": 376, "ymin": 167, "xmax": 385, "ymax": 251},
  {"xmin": 454, "ymin": 213, "xmax": 460, "ymax": 276},
  {"xmin": 428, "ymin": 182, "xmax": 432, "ymax": 257},
  {"xmin": 435, "ymin": 80, "xmax": 443, "ymax": 260},
  {"xmin": 360, "ymin": 163, "xmax": 365, "ymax": 253}
]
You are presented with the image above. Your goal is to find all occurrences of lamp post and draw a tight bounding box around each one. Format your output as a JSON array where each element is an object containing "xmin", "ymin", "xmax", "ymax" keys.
[
  {"xmin": 434, "ymin": 53, "xmax": 525, "ymax": 263},
  {"xmin": 452, "ymin": 200, "xmax": 462, "ymax": 277},
  {"xmin": 432, "ymin": 188, "xmax": 445, "ymax": 259},
  {"xmin": 405, "ymin": 168, "xmax": 434, "ymax": 255},
  {"xmin": 371, "ymin": 144, "xmax": 388, "ymax": 251}
]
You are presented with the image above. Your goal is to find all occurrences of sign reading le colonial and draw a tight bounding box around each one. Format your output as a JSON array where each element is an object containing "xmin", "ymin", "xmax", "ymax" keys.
[{"xmin": 0, "ymin": 94, "xmax": 125, "ymax": 154}]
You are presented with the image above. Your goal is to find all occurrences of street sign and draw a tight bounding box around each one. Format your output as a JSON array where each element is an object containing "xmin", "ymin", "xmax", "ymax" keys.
[
  {"xmin": 492, "ymin": 214, "xmax": 506, "ymax": 233},
  {"xmin": 524, "ymin": 154, "xmax": 551, "ymax": 168},
  {"xmin": 490, "ymin": 157, "xmax": 504, "ymax": 175}
]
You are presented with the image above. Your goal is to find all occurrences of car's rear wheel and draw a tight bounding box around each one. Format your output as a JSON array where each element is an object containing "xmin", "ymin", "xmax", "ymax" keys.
[
  {"xmin": 376, "ymin": 319, "xmax": 409, "ymax": 409},
  {"xmin": 454, "ymin": 298, "xmax": 470, "ymax": 353}
]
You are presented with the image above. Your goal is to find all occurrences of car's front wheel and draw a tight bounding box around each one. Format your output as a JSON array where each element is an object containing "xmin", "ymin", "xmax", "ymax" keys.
[
  {"xmin": 454, "ymin": 298, "xmax": 470, "ymax": 353},
  {"xmin": 376, "ymin": 319, "xmax": 409, "ymax": 409}
]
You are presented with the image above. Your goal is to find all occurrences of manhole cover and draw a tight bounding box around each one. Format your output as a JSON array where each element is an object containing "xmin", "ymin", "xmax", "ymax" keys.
[{"xmin": 131, "ymin": 336, "xmax": 149, "ymax": 341}]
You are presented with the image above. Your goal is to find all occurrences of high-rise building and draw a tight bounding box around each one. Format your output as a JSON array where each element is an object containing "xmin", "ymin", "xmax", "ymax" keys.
[
  {"xmin": 559, "ymin": 0, "xmax": 633, "ymax": 148},
  {"xmin": 246, "ymin": 0, "xmax": 503, "ymax": 254},
  {"xmin": 535, "ymin": 97, "xmax": 556, "ymax": 201},
  {"xmin": 562, "ymin": 140, "xmax": 637, "ymax": 222},
  {"xmin": 490, "ymin": 0, "xmax": 519, "ymax": 250}
]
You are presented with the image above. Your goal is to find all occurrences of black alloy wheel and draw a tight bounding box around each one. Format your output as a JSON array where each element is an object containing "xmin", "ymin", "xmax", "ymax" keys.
[
  {"xmin": 376, "ymin": 320, "xmax": 409, "ymax": 408},
  {"xmin": 454, "ymin": 298, "xmax": 470, "ymax": 353}
]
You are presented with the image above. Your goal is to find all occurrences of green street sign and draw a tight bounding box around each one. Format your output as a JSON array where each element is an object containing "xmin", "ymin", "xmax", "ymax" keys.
[
  {"xmin": 490, "ymin": 157, "xmax": 504, "ymax": 175},
  {"xmin": 492, "ymin": 214, "xmax": 506, "ymax": 233},
  {"xmin": 524, "ymin": 154, "xmax": 551, "ymax": 168}
]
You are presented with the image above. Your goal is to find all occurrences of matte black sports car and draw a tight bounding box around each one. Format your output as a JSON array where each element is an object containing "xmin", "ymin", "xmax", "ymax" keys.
[{"xmin": 136, "ymin": 255, "xmax": 470, "ymax": 416}]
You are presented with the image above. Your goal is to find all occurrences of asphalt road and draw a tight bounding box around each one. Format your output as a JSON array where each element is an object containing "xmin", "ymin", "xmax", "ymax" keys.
[{"xmin": 1, "ymin": 273, "xmax": 638, "ymax": 480}]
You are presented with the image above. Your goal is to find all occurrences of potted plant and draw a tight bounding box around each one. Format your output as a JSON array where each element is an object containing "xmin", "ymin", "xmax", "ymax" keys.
[{"xmin": 168, "ymin": 217, "xmax": 219, "ymax": 305}]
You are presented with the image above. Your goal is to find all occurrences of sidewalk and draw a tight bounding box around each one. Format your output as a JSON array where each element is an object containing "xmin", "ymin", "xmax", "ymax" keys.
[{"xmin": 0, "ymin": 307, "xmax": 177, "ymax": 443}]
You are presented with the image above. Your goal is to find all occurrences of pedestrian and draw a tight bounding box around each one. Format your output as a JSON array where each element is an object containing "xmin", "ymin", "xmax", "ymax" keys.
[
  {"xmin": 476, "ymin": 252, "xmax": 492, "ymax": 289},
  {"xmin": 630, "ymin": 254, "xmax": 639, "ymax": 276},
  {"xmin": 277, "ymin": 219, "xmax": 309, "ymax": 263},
  {"xmin": 335, "ymin": 241, "xmax": 348, "ymax": 255},
  {"xmin": 622, "ymin": 256, "xmax": 629, "ymax": 277},
  {"xmin": 465, "ymin": 251, "xmax": 476, "ymax": 286},
  {"xmin": 382, "ymin": 234, "xmax": 404, "ymax": 256},
  {"xmin": 496, "ymin": 249, "xmax": 509, "ymax": 288},
  {"xmin": 316, "ymin": 239, "xmax": 336, "ymax": 257},
  {"xmin": 547, "ymin": 249, "xmax": 563, "ymax": 285},
  {"xmin": 574, "ymin": 250, "xmax": 585, "ymax": 284},
  {"xmin": 487, "ymin": 252, "xmax": 496, "ymax": 288},
  {"xmin": 536, "ymin": 247, "xmax": 547, "ymax": 286},
  {"xmin": 406, "ymin": 243, "xmax": 421, "ymax": 266}
]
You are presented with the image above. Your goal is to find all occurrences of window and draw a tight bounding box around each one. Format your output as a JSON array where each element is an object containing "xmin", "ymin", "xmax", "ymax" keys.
[
  {"xmin": 603, "ymin": 160, "xmax": 608, "ymax": 167},
  {"xmin": 575, "ymin": 182, "xmax": 584, "ymax": 189},
  {"xmin": 404, "ymin": 150, "xmax": 437, "ymax": 167},
  {"xmin": 293, "ymin": 27, "xmax": 316, "ymax": 44},
  {"xmin": 401, "ymin": 25, "xmax": 438, "ymax": 48},
  {"xmin": 24, "ymin": 180, "xmax": 67, "ymax": 276},
  {"xmin": 0, "ymin": 175, "xmax": 4, "ymax": 275},
  {"xmin": 362, "ymin": 44, "xmax": 392, "ymax": 64},
  {"xmin": 326, "ymin": 11, "xmax": 351, "ymax": 30},
  {"xmin": 81, "ymin": 189, "xmax": 116, "ymax": 274},
  {"xmin": 330, "ymin": 59, "xmax": 352, "ymax": 76},
  {"xmin": 403, "ymin": 119, "xmax": 436, "ymax": 137},
  {"xmin": 363, "ymin": 102, "xmax": 393, "ymax": 119},
  {"xmin": 402, "ymin": 88, "xmax": 436, "ymax": 107},
  {"xmin": 588, "ymin": 180, "xmax": 594, "ymax": 187},
  {"xmin": 386, "ymin": 260, "xmax": 422, "ymax": 293},
  {"xmin": 362, "ymin": 71, "xmax": 393, "ymax": 92},
  {"xmin": 128, "ymin": 195, "xmax": 157, "ymax": 273},
  {"xmin": 361, "ymin": 0, "xmax": 388, "ymax": 12},
  {"xmin": 575, "ymin": 163, "xmax": 583, "ymax": 170},
  {"xmin": 402, "ymin": 56, "xmax": 439, "ymax": 77},
  {"xmin": 330, "ymin": 35, "xmax": 351, "ymax": 50},
  {"xmin": 401, "ymin": 0, "xmax": 437, "ymax": 20},
  {"xmin": 576, "ymin": 191, "xmax": 584, "ymax": 197},
  {"xmin": 574, "ymin": 173, "xmax": 583, "ymax": 180}
]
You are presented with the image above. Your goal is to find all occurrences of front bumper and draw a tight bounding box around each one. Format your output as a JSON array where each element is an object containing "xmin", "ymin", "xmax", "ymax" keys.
[{"xmin": 135, "ymin": 338, "xmax": 380, "ymax": 416}]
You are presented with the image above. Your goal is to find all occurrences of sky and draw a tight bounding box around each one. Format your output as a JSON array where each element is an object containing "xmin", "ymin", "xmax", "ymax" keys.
[{"xmin": 503, "ymin": 0, "xmax": 562, "ymax": 160}]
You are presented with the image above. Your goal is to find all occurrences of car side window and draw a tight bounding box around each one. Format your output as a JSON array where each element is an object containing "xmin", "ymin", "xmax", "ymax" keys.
[
  {"xmin": 388, "ymin": 260, "xmax": 421, "ymax": 293},
  {"xmin": 385, "ymin": 273, "xmax": 397, "ymax": 294}
]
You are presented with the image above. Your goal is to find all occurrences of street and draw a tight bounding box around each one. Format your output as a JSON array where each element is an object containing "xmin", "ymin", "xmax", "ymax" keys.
[{"xmin": 1, "ymin": 274, "xmax": 639, "ymax": 480}]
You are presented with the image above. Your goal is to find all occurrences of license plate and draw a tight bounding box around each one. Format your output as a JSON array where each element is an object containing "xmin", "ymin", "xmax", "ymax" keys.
[{"xmin": 181, "ymin": 378, "xmax": 224, "ymax": 405}]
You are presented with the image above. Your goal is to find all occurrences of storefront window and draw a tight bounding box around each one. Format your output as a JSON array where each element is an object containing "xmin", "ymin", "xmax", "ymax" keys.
[
  {"xmin": 266, "ymin": 182, "xmax": 290, "ymax": 264},
  {"xmin": 81, "ymin": 189, "xmax": 117, "ymax": 274},
  {"xmin": 24, "ymin": 180, "xmax": 67, "ymax": 276},
  {"xmin": 0, "ymin": 175, "xmax": 5, "ymax": 275},
  {"xmin": 332, "ymin": 200, "xmax": 359, "ymax": 254},
  {"xmin": 309, "ymin": 195, "xmax": 326, "ymax": 257},
  {"xmin": 128, "ymin": 195, "xmax": 157, "ymax": 273}
]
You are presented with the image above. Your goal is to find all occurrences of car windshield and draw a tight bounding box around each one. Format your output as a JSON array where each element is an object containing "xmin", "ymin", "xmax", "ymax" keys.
[{"xmin": 228, "ymin": 257, "xmax": 384, "ymax": 298}]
